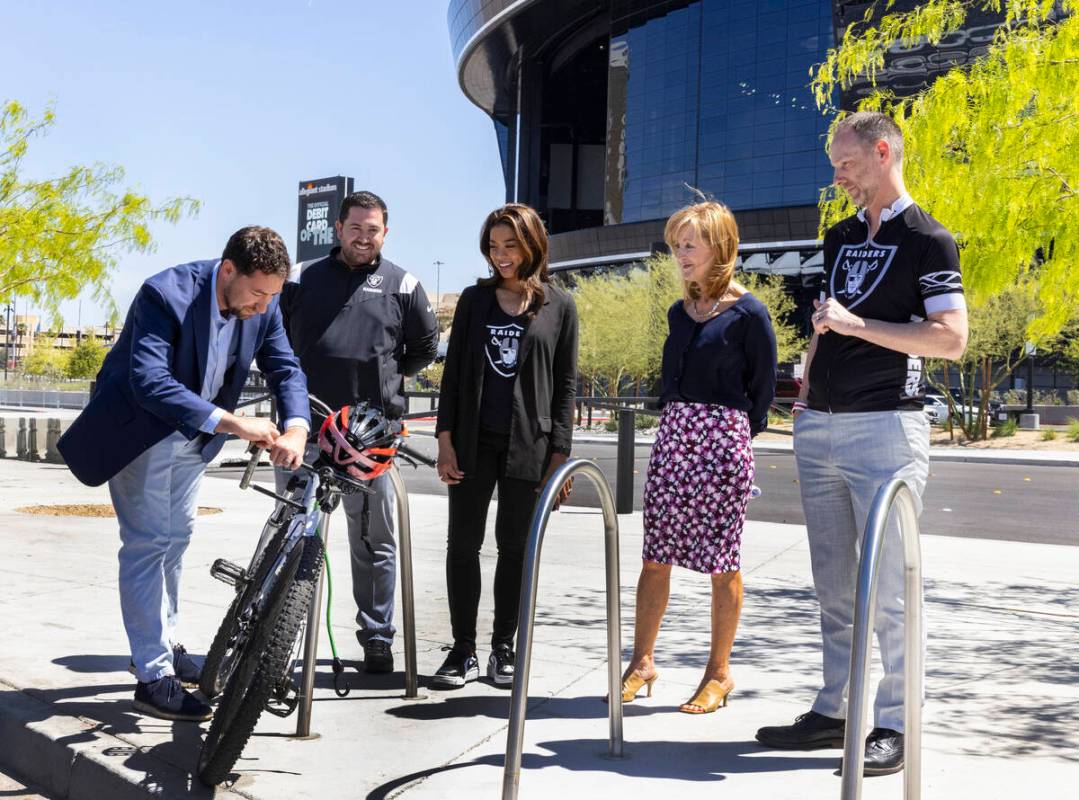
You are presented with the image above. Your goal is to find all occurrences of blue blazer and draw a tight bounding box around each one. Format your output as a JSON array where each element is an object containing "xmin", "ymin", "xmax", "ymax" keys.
[{"xmin": 58, "ymin": 259, "xmax": 309, "ymax": 486}]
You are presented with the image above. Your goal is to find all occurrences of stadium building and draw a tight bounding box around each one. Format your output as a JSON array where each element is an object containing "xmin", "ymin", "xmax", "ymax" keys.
[{"xmin": 447, "ymin": 0, "xmax": 1006, "ymax": 327}]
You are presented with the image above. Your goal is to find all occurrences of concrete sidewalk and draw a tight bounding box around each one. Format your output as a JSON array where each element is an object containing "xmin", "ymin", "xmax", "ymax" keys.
[{"xmin": 0, "ymin": 459, "xmax": 1077, "ymax": 799}]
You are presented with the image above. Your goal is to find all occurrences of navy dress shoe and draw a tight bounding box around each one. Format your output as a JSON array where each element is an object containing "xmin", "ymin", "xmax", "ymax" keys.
[{"xmin": 132, "ymin": 675, "xmax": 212, "ymax": 722}]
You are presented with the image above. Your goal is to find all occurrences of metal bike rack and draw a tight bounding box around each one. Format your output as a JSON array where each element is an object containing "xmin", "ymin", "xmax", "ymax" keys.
[
  {"xmin": 841, "ymin": 478, "xmax": 923, "ymax": 800},
  {"xmin": 389, "ymin": 463, "xmax": 422, "ymax": 700},
  {"xmin": 503, "ymin": 458, "xmax": 623, "ymax": 800},
  {"xmin": 293, "ymin": 463, "xmax": 421, "ymax": 737}
]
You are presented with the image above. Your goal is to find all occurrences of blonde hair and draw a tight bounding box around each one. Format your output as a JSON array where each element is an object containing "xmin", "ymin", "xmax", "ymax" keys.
[{"xmin": 664, "ymin": 202, "xmax": 739, "ymax": 303}]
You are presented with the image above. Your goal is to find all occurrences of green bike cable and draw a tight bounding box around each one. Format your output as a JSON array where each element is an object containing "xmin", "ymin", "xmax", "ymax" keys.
[{"xmin": 318, "ymin": 530, "xmax": 349, "ymax": 697}]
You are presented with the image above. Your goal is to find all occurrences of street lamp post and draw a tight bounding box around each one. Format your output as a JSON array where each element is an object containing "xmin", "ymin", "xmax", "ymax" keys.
[
  {"xmin": 3, "ymin": 303, "xmax": 12, "ymax": 381},
  {"xmin": 433, "ymin": 260, "xmax": 444, "ymax": 343}
]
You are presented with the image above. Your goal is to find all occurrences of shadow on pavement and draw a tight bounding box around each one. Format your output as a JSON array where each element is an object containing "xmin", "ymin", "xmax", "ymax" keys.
[{"xmin": 364, "ymin": 738, "xmax": 837, "ymax": 798}]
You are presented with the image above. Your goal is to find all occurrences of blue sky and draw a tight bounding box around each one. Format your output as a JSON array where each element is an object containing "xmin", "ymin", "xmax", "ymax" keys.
[{"xmin": 2, "ymin": 0, "xmax": 506, "ymax": 326}]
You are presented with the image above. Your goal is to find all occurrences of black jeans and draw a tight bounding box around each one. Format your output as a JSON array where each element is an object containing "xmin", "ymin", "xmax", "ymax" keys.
[{"xmin": 446, "ymin": 427, "xmax": 540, "ymax": 653}]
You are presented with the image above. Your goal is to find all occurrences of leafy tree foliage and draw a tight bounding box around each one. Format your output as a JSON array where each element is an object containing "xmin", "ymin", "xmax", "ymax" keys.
[
  {"xmin": 0, "ymin": 101, "xmax": 198, "ymax": 315},
  {"xmin": 65, "ymin": 333, "xmax": 106, "ymax": 379},
  {"xmin": 811, "ymin": 0, "xmax": 1079, "ymax": 338}
]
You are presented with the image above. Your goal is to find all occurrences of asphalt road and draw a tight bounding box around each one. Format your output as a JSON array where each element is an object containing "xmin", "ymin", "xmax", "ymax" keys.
[{"xmin": 209, "ymin": 437, "xmax": 1079, "ymax": 547}]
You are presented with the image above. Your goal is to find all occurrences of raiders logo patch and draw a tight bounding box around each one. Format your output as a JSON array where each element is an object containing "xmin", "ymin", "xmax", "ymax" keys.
[
  {"xmin": 830, "ymin": 242, "xmax": 898, "ymax": 309},
  {"xmin": 485, "ymin": 322, "xmax": 524, "ymax": 378},
  {"xmin": 366, "ymin": 274, "xmax": 384, "ymax": 288}
]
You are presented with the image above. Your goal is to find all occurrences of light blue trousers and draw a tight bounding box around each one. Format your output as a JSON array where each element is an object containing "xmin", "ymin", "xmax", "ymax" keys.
[
  {"xmin": 277, "ymin": 445, "xmax": 397, "ymax": 644},
  {"xmin": 109, "ymin": 432, "xmax": 206, "ymax": 683},
  {"xmin": 794, "ymin": 410, "xmax": 929, "ymax": 733}
]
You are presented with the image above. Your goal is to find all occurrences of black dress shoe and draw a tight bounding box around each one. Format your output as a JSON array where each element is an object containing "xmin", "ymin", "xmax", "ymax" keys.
[
  {"xmin": 756, "ymin": 710, "xmax": 846, "ymax": 750},
  {"xmin": 362, "ymin": 639, "xmax": 394, "ymax": 674},
  {"xmin": 861, "ymin": 728, "xmax": 904, "ymax": 776}
]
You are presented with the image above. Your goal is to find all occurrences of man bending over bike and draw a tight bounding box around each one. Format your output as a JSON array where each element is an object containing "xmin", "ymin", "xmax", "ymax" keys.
[{"xmin": 59, "ymin": 227, "xmax": 310, "ymax": 721}]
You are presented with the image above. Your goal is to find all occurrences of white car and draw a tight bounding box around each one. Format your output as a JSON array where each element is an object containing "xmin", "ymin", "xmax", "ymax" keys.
[{"xmin": 923, "ymin": 394, "xmax": 951, "ymax": 425}]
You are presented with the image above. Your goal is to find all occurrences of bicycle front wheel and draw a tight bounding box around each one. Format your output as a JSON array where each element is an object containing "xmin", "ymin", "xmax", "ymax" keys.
[
  {"xmin": 197, "ymin": 534, "xmax": 325, "ymax": 786},
  {"xmin": 200, "ymin": 512, "xmax": 299, "ymax": 700}
]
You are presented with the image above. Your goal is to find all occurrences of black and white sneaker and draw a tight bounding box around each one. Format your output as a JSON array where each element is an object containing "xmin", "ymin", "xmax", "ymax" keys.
[
  {"xmin": 431, "ymin": 647, "xmax": 479, "ymax": 689},
  {"xmin": 487, "ymin": 644, "xmax": 515, "ymax": 686}
]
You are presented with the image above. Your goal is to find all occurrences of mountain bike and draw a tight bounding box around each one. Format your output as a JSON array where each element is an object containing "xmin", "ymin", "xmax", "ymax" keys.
[{"xmin": 196, "ymin": 397, "xmax": 433, "ymax": 786}]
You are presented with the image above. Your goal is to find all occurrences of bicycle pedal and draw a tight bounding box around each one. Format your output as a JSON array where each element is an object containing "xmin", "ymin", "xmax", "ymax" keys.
[{"xmin": 209, "ymin": 559, "xmax": 248, "ymax": 589}]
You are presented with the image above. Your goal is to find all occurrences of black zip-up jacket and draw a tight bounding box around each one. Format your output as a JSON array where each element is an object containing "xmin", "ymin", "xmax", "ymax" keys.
[
  {"xmin": 281, "ymin": 249, "xmax": 438, "ymax": 418},
  {"xmin": 436, "ymin": 283, "xmax": 578, "ymax": 482}
]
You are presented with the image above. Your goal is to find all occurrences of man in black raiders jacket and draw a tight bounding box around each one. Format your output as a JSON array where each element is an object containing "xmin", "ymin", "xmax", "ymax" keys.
[
  {"xmin": 280, "ymin": 190, "xmax": 438, "ymax": 673},
  {"xmin": 756, "ymin": 113, "xmax": 968, "ymax": 775}
]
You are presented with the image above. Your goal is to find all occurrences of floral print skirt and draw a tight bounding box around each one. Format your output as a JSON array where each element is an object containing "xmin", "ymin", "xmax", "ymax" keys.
[{"xmin": 642, "ymin": 402, "xmax": 755, "ymax": 574}]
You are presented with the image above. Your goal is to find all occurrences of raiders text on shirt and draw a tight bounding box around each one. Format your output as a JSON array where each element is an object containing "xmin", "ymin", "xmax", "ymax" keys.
[{"xmin": 807, "ymin": 198, "xmax": 965, "ymax": 414}]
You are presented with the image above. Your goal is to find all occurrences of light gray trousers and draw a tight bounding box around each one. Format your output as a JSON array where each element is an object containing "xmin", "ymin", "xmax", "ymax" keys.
[
  {"xmin": 277, "ymin": 444, "xmax": 397, "ymax": 645},
  {"xmin": 794, "ymin": 409, "xmax": 929, "ymax": 733}
]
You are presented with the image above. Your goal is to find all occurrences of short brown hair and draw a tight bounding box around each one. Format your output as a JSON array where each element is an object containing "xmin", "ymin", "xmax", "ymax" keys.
[
  {"xmin": 664, "ymin": 202, "xmax": 739, "ymax": 304},
  {"xmin": 221, "ymin": 226, "xmax": 291, "ymax": 278},
  {"xmin": 478, "ymin": 203, "xmax": 550, "ymax": 317},
  {"xmin": 835, "ymin": 111, "xmax": 904, "ymax": 165},
  {"xmin": 338, "ymin": 190, "xmax": 388, "ymax": 225}
]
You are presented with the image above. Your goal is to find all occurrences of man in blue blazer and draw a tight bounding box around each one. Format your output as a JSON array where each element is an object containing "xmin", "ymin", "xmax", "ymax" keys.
[{"xmin": 58, "ymin": 226, "xmax": 310, "ymax": 721}]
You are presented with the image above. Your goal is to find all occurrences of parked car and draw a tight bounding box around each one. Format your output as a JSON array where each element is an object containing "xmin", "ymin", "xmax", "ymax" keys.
[{"xmin": 923, "ymin": 394, "xmax": 951, "ymax": 425}]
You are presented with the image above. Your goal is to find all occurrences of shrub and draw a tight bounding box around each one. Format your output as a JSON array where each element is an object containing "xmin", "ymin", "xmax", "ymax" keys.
[
  {"xmin": 635, "ymin": 413, "xmax": 658, "ymax": 430},
  {"xmin": 604, "ymin": 416, "xmax": 619, "ymax": 433},
  {"xmin": 1067, "ymin": 418, "xmax": 1079, "ymax": 443},
  {"xmin": 991, "ymin": 419, "xmax": 1018, "ymax": 438},
  {"xmin": 1041, "ymin": 429, "xmax": 1057, "ymax": 441}
]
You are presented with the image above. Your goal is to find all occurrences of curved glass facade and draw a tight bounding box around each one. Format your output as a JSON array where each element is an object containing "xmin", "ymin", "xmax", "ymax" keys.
[{"xmin": 606, "ymin": 0, "xmax": 835, "ymax": 224}]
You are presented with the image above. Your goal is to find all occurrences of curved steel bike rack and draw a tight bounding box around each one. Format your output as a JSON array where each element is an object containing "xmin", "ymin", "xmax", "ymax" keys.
[
  {"xmin": 841, "ymin": 478, "xmax": 923, "ymax": 800},
  {"xmin": 502, "ymin": 458, "xmax": 623, "ymax": 800},
  {"xmin": 294, "ymin": 462, "xmax": 421, "ymax": 737}
]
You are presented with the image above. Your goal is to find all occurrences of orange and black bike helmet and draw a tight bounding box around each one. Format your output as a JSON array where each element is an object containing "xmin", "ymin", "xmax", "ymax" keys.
[{"xmin": 317, "ymin": 402, "xmax": 400, "ymax": 480}]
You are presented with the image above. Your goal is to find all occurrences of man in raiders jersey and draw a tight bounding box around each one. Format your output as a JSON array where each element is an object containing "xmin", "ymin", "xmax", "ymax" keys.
[{"xmin": 756, "ymin": 112, "xmax": 968, "ymax": 775}]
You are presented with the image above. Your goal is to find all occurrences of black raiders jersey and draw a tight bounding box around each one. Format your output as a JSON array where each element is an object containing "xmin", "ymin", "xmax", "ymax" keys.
[{"xmin": 807, "ymin": 197, "xmax": 964, "ymax": 413}]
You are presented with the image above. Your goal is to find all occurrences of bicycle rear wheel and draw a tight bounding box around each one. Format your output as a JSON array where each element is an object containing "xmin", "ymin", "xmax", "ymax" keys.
[{"xmin": 197, "ymin": 534, "xmax": 324, "ymax": 786}]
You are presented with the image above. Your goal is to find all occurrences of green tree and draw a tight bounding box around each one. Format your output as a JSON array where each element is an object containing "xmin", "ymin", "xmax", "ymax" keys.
[
  {"xmin": 65, "ymin": 332, "xmax": 106, "ymax": 379},
  {"xmin": 0, "ymin": 101, "xmax": 198, "ymax": 315},
  {"xmin": 20, "ymin": 337, "xmax": 66, "ymax": 379},
  {"xmin": 811, "ymin": 0, "xmax": 1079, "ymax": 338}
]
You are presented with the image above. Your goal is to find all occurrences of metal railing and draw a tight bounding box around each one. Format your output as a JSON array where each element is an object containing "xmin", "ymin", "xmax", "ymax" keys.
[
  {"xmin": 293, "ymin": 462, "xmax": 421, "ymax": 738},
  {"xmin": 502, "ymin": 458, "xmax": 623, "ymax": 800},
  {"xmin": 841, "ymin": 478, "xmax": 923, "ymax": 800}
]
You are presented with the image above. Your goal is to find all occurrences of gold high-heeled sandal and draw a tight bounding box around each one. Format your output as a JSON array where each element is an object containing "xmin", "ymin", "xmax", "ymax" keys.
[
  {"xmin": 623, "ymin": 671, "xmax": 658, "ymax": 702},
  {"xmin": 606, "ymin": 670, "xmax": 658, "ymax": 703},
  {"xmin": 679, "ymin": 678, "xmax": 733, "ymax": 714}
]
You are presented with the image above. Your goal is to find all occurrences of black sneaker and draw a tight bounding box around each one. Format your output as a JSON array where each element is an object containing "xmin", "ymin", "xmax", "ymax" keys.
[
  {"xmin": 362, "ymin": 639, "xmax": 394, "ymax": 674},
  {"xmin": 487, "ymin": 644, "xmax": 515, "ymax": 686},
  {"xmin": 431, "ymin": 647, "xmax": 479, "ymax": 689},
  {"xmin": 128, "ymin": 644, "xmax": 202, "ymax": 688},
  {"xmin": 132, "ymin": 675, "xmax": 212, "ymax": 722},
  {"xmin": 755, "ymin": 710, "xmax": 846, "ymax": 750}
]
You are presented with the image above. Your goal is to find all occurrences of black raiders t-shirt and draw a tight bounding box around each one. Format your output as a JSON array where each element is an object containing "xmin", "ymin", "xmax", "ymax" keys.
[
  {"xmin": 478, "ymin": 303, "xmax": 528, "ymax": 434},
  {"xmin": 807, "ymin": 198, "xmax": 964, "ymax": 413}
]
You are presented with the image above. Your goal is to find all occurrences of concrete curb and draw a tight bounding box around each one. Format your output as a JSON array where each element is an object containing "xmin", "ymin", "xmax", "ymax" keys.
[{"xmin": 0, "ymin": 678, "xmax": 232, "ymax": 800}]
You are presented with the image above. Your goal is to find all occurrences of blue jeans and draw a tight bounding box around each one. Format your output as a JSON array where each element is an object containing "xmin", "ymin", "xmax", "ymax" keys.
[
  {"xmin": 110, "ymin": 432, "xmax": 206, "ymax": 682},
  {"xmin": 277, "ymin": 445, "xmax": 397, "ymax": 644},
  {"xmin": 794, "ymin": 410, "xmax": 929, "ymax": 733}
]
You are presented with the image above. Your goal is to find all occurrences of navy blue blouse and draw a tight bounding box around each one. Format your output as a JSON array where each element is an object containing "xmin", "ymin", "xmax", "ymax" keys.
[{"xmin": 658, "ymin": 293, "xmax": 778, "ymax": 436}]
